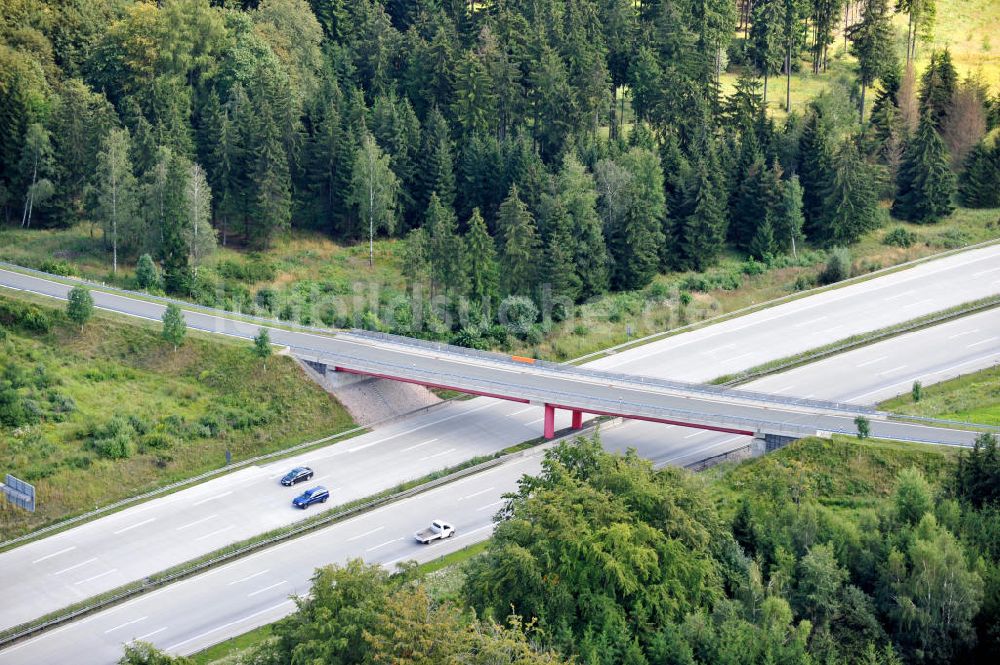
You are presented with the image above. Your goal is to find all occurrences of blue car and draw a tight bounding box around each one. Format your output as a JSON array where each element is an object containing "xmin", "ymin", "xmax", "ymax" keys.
[
  {"xmin": 292, "ymin": 486, "xmax": 329, "ymax": 509},
  {"xmin": 280, "ymin": 466, "xmax": 313, "ymax": 486}
]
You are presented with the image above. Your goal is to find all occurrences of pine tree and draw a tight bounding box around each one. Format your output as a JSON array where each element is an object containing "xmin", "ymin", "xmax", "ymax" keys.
[
  {"xmin": 541, "ymin": 198, "xmax": 582, "ymax": 305},
  {"xmin": 918, "ymin": 49, "xmax": 957, "ymax": 129},
  {"xmin": 681, "ymin": 160, "xmax": 728, "ymax": 271},
  {"xmin": 959, "ymin": 140, "xmax": 1000, "ymax": 207},
  {"xmin": 463, "ymin": 208, "xmax": 499, "ymax": 310},
  {"xmin": 251, "ymin": 102, "xmax": 292, "ymax": 250},
  {"xmin": 849, "ymin": 0, "xmax": 897, "ymax": 123},
  {"xmin": 825, "ymin": 140, "xmax": 881, "ymax": 244},
  {"xmin": 798, "ymin": 108, "xmax": 834, "ymax": 239},
  {"xmin": 749, "ymin": 0, "xmax": 784, "ymax": 104},
  {"xmin": 497, "ymin": 185, "xmax": 539, "ymax": 297},
  {"xmin": 425, "ymin": 192, "xmax": 463, "ymax": 295},
  {"xmin": 893, "ymin": 111, "xmax": 956, "ymax": 223}
]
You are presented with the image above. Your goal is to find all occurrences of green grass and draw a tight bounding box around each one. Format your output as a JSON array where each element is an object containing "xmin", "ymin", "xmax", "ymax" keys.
[
  {"xmin": 879, "ymin": 365, "xmax": 1000, "ymax": 426},
  {"xmin": 710, "ymin": 434, "xmax": 957, "ymax": 511},
  {"xmin": 0, "ymin": 291, "xmax": 354, "ymax": 539},
  {"xmin": 191, "ymin": 624, "xmax": 274, "ymax": 665}
]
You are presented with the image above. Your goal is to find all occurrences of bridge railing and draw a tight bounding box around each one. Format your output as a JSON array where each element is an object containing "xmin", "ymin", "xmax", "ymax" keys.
[{"xmin": 342, "ymin": 329, "xmax": 880, "ymax": 416}]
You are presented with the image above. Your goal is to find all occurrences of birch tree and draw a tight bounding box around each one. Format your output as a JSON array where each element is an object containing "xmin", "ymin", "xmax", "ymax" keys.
[
  {"xmin": 95, "ymin": 128, "xmax": 139, "ymax": 275},
  {"xmin": 183, "ymin": 163, "xmax": 217, "ymax": 276},
  {"xmin": 349, "ymin": 133, "xmax": 399, "ymax": 267},
  {"xmin": 19, "ymin": 123, "xmax": 53, "ymax": 229}
]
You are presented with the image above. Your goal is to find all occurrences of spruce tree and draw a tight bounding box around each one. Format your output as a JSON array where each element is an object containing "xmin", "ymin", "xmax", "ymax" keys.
[
  {"xmin": 463, "ymin": 209, "xmax": 499, "ymax": 311},
  {"xmin": 425, "ymin": 192, "xmax": 463, "ymax": 295},
  {"xmin": 541, "ymin": 198, "xmax": 582, "ymax": 305},
  {"xmin": 730, "ymin": 158, "xmax": 781, "ymax": 250},
  {"xmin": 892, "ymin": 111, "xmax": 956, "ymax": 223},
  {"xmin": 919, "ymin": 49, "xmax": 958, "ymax": 129},
  {"xmin": 497, "ymin": 185, "xmax": 539, "ymax": 297},
  {"xmin": 417, "ymin": 108, "xmax": 456, "ymax": 215},
  {"xmin": 825, "ymin": 140, "xmax": 881, "ymax": 245},
  {"xmin": 557, "ymin": 155, "xmax": 609, "ymax": 299},
  {"xmin": 681, "ymin": 160, "xmax": 728, "ymax": 271},
  {"xmin": 161, "ymin": 152, "xmax": 192, "ymax": 294},
  {"xmin": 959, "ymin": 141, "xmax": 1000, "ymax": 208},
  {"xmin": 748, "ymin": 215, "xmax": 777, "ymax": 260},
  {"xmin": 251, "ymin": 101, "xmax": 292, "ymax": 250},
  {"xmin": 849, "ymin": 0, "xmax": 897, "ymax": 123},
  {"xmin": 798, "ymin": 108, "xmax": 834, "ymax": 239},
  {"xmin": 610, "ymin": 148, "xmax": 666, "ymax": 290}
]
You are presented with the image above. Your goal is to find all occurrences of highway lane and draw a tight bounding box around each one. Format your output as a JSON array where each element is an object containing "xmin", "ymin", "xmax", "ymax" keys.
[
  {"xmin": 587, "ymin": 243, "xmax": 1000, "ymax": 382},
  {"xmin": 2, "ymin": 309, "xmax": 997, "ymax": 663},
  {"xmin": 0, "ymin": 267, "xmax": 984, "ymax": 448}
]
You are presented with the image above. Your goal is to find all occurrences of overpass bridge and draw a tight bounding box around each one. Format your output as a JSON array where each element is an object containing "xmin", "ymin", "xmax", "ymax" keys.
[{"xmin": 0, "ymin": 266, "xmax": 986, "ymax": 448}]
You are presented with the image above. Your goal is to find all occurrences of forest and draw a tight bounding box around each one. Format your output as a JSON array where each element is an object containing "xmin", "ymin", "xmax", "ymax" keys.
[
  {"xmin": 2, "ymin": 0, "xmax": 999, "ymax": 346},
  {"xmin": 119, "ymin": 433, "xmax": 1000, "ymax": 665}
]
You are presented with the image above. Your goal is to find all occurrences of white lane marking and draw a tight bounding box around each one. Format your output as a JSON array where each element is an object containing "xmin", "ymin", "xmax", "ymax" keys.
[
  {"xmin": 793, "ymin": 316, "xmax": 826, "ymax": 328},
  {"xmin": 165, "ymin": 600, "xmax": 295, "ymax": 651},
  {"xmin": 901, "ymin": 298, "xmax": 933, "ymax": 309},
  {"xmin": 347, "ymin": 441, "xmax": 380, "ymax": 453},
  {"xmin": 176, "ymin": 514, "xmax": 218, "ymax": 531},
  {"xmin": 399, "ymin": 438, "xmax": 438, "ymax": 452},
  {"xmin": 770, "ymin": 385, "xmax": 795, "ymax": 394},
  {"xmin": 855, "ymin": 355, "xmax": 887, "ymax": 368},
  {"xmin": 968, "ymin": 336, "xmax": 998, "ymax": 349},
  {"xmin": 460, "ymin": 487, "xmax": 495, "ymax": 501},
  {"xmin": 419, "ymin": 448, "xmax": 456, "ymax": 461},
  {"xmin": 229, "ymin": 570, "xmax": 270, "ymax": 585},
  {"xmin": 879, "ymin": 365, "xmax": 908, "ymax": 375},
  {"xmin": 845, "ymin": 351, "xmax": 1000, "ymax": 403},
  {"xmin": 366, "ymin": 538, "xmax": 404, "ymax": 552},
  {"xmin": 193, "ymin": 491, "xmax": 231, "ymax": 506},
  {"xmin": 195, "ymin": 525, "xmax": 235, "ymax": 542},
  {"xmin": 509, "ymin": 407, "xmax": 535, "ymax": 416},
  {"xmin": 683, "ymin": 430, "xmax": 706, "ymax": 439},
  {"xmin": 104, "ymin": 616, "xmax": 148, "ymax": 634},
  {"xmin": 132, "ymin": 627, "xmax": 167, "ymax": 642},
  {"xmin": 348, "ymin": 526, "xmax": 384, "ymax": 542},
  {"xmin": 722, "ymin": 351, "xmax": 754, "ymax": 364},
  {"xmin": 53, "ymin": 557, "xmax": 98, "ymax": 575},
  {"xmin": 883, "ymin": 290, "xmax": 915, "ymax": 301},
  {"xmin": 248, "ymin": 580, "xmax": 287, "ymax": 597},
  {"xmin": 113, "ymin": 517, "xmax": 156, "ymax": 535},
  {"xmin": 75, "ymin": 568, "xmax": 118, "ymax": 585},
  {"xmin": 660, "ymin": 435, "xmax": 748, "ymax": 464},
  {"xmin": 477, "ymin": 500, "xmax": 505, "ymax": 512},
  {"xmin": 526, "ymin": 417, "xmax": 544, "ymax": 425},
  {"xmin": 973, "ymin": 266, "xmax": 1000, "ymax": 276},
  {"xmin": 33, "ymin": 546, "xmax": 77, "ymax": 564},
  {"xmin": 948, "ymin": 329, "xmax": 978, "ymax": 339}
]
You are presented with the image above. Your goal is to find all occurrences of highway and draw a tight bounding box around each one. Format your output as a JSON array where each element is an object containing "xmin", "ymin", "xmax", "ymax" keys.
[
  {"xmin": 0, "ymin": 267, "xmax": 986, "ymax": 449},
  {"xmin": 0, "ymin": 249, "xmax": 997, "ymax": 632},
  {"xmin": 1, "ymin": 305, "xmax": 997, "ymax": 664}
]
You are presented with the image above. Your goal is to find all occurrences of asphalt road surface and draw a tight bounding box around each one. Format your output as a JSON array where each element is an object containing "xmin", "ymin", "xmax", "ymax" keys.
[{"xmin": 1, "ymin": 307, "xmax": 997, "ymax": 663}]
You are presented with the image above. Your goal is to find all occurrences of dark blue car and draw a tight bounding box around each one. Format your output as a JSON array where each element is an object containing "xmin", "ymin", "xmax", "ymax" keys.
[
  {"xmin": 292, "ymin": 486, "xmax": 329, "ymax": 509},
  {"xmin": 280, "ymin": 466, "xmax": 313, "ymax": 486}
]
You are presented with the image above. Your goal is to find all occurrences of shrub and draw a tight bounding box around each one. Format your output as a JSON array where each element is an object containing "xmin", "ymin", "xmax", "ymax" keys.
[
  {"xmin": 217, "ymin": 258, "xmax": 276, "ymax": 283},
  {"xmin": 498, "ymin": 296, "xmax": 538, "ymax": 338},
  {"xmin": 38, "ymin": 258, "xmax": 77, "ymax": 276},
  {"xmin": 135, "ymin": 254, "xmax": 160, "ymax": 290},
  {"xmin": 883, "ymin": 227, "xmax": 918, "ymax": 248},
  {"xmin": 524, "ymin": 324, "xmax": 545, "ymax": 346},
  {"xmin": 255, "ymin": 287, "xmax": 277, "ymax": 313},
  {"xmin": 931, "ymin": 227, "xmax": 973, "ymax": 249},
  {"xmin": 819, "ymin": 247, "xmax": 852, "ymax": 285},
  {"xmin": 0, "ymin": 300, "xmax": 51, "ymax": 333},
  {"xmin": 95, "ymin": 432, "xmax": 136, "ymax": 459},
  {"xmin": 741, "ymin": 257, "xmax": 767, "ymax": 276},
  {"xmin": 141, "ymin": 432, "xmax": 175, "ymax": 451}
]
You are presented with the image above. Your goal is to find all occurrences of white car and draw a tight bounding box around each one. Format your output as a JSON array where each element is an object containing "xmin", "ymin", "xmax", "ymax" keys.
[{"xmin": 414, "ymin": 519, "xmax": 455, "ymax": 544}]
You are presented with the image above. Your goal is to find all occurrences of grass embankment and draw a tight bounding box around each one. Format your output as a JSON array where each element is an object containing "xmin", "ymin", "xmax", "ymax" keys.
[
  {"xmin": 0, "ymin": 292, "xmax": 354, "ymax": 538},
  {"xmin": 879, "ymin": 365, "xmax": 1000, "ymax": 426}
]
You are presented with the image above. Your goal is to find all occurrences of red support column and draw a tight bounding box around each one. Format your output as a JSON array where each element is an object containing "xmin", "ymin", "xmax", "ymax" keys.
[
  {"xmin": 543, "ymin": 404, "xmax": 556, "ymax": 439},
  {"xmin": 571, "ymin": 410, "xmax": 583, "ymax": 429}
]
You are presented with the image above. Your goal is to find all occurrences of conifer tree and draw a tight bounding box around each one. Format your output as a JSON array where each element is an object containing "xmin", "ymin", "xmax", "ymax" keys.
[
  {"xmin": 893, "ymin": 111, "xmax": 956, "ymax": 223},
  {"xmin": 417, "ymin": 108, "xmax": 456, "ymax": 215},
  {"xmin": 825, "ymin": 140, "xmax": 881, "ymax": 244},
  {"xmin": 730, "ymin": 158, "xmax": 781, "ymax": 250},
  {"xmin": 681, "ymin": 160, "xmax": 728, "ymax": 271},
  {"xmin": 498, "ymin": 185, "xmax": 539, "ymax": 297},
  {"xmin": 849, "ymin": 0, "xmax": 896, "ymax": 123},
  {"xmin": 749, "ymin": 0, "xmax": 784, "ymax": 104},
  {"xmin": 609, "ymin": 148, "xmax": 666, "ymax": 290},
  {"xmin": 798, "ymin": 108, "xmax": 834, "ymax": 238},
  {"xmin": 161, "ymin": 152, "xmax": 192, "ymax": 294},
  {"xmin": 541, "ymin": 198, "xmax": 582, "ymax": 305},
  {"xmin": 401, "ymin": 227, "xmax": 430, "ymax": 286},
  {"xmin": 425, "ymin": 192, "xmax": 463, "ymax": 295},
  {"xmin": 251, "ymin": 101, "xmax": 292, "ymax": 250},
  {"xmin": 748, "ymin": 215, "xmax": 777, "ymax": 260},
  {"xmin": 463, "ymin": 208, "xmax": 499, "ymax": 310},
  {"xmin": 918, "ymin": 49, "xmax": 957, "ymax": 129},
  {"xmin": 557, "ymin": 155, "xmax": 609, "ymax": 299},
  {"xmin": 959, "ymin": 141, "xmax": 1000, "ymax": 208}
]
